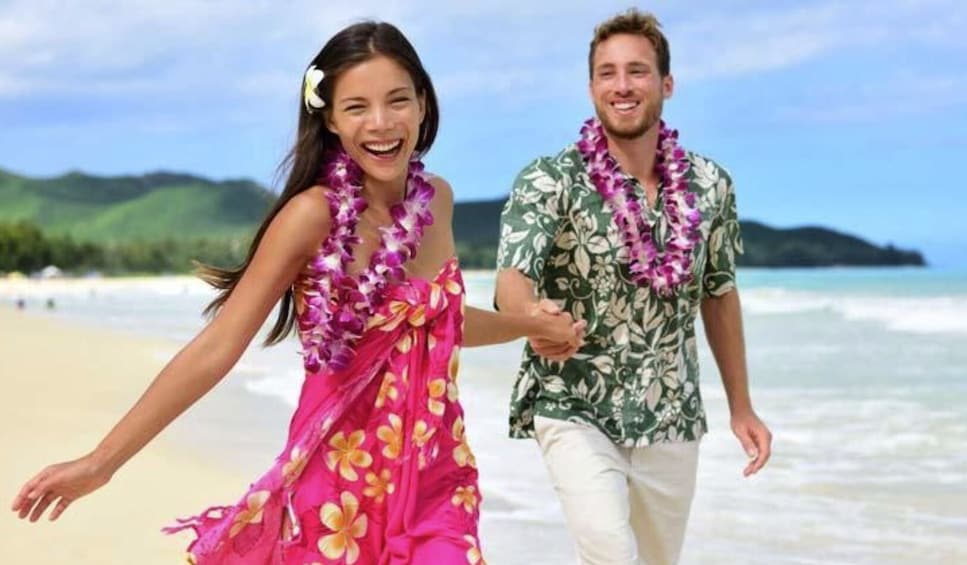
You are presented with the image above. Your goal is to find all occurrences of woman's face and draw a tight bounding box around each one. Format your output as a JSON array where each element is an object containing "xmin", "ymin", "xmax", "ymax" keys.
[{"xmin": 327, "ymin": 54, "xmax": 426, "ymax": 187}]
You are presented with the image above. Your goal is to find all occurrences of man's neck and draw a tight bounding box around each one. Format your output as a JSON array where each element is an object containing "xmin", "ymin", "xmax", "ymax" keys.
[{"xmin": 605, "ymin": 123, "xmax": 660, "ymax": 186}]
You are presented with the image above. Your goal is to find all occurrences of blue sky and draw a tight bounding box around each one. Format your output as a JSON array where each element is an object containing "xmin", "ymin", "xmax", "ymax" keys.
[{"xmin": 1, "ymin": 0, "xmax": 964, "ymax": 265}]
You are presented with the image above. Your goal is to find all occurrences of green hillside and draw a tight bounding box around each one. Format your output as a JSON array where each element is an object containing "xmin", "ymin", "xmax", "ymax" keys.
[
  {"xmin": 0, "ymin": 168, "xmax": 272, "ymax": 243},
  {"xmin": 452, "ymin": 198, "xmax": 926, "ymax": 268},
  {"xmin": 739, "ymin": 221, "xmax": 924, "ymax": 267},
  {"xmin": 0, "ymin": 168, "xmax": 925, "ymax": 272}
]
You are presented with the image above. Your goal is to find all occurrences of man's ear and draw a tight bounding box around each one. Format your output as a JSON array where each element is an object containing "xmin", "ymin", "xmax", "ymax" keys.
[{"xmin": 662, "ymin": 73, "xmax": 675, "ymax": 100}]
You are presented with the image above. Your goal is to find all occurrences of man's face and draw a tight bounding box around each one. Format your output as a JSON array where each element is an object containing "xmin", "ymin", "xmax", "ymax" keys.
[{"xmin": 589, "ymin": 33, "xmax": 673, "ymax": 140}]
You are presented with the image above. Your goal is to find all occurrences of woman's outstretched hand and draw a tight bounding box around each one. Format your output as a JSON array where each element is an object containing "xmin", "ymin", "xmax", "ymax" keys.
[{"xmin": 10, "ymin": 455, "xmax": 111, "ymax": 522}]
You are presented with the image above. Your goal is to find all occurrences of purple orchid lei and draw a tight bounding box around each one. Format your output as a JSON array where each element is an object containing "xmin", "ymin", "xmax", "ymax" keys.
[
  {"xmin": 576, "ymin": 117, "xmax": 702, "ymax": 296},
  {"xmin": 298, "ymin": 150, "xmax": 435, "ymax": 373}
]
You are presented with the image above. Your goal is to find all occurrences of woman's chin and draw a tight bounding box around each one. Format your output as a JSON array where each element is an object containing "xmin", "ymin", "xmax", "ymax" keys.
[{"xmin": 356, "ymin": 153, "xmax": 410, "ymax": 181}]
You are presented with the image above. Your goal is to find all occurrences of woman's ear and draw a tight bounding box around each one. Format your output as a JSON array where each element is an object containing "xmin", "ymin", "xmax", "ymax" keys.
[{"xmin": 325, "ymin": 110, "xmax": 338, "ymax": 135}]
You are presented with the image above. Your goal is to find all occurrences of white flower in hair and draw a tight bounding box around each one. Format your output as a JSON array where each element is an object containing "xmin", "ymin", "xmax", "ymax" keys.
[{"xmin": 303, "ymin": 65, "xmax": 326, "ymax": 112}]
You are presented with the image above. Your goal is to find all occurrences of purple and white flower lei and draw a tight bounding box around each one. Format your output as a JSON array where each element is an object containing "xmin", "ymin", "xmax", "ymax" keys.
[
  {"xmin": 298, "ymin": 150, "xmax": 435, "ymax": 373},
  {"xmin": 576, "ymin": 117, "xmax": 702, "ymax": 296}
]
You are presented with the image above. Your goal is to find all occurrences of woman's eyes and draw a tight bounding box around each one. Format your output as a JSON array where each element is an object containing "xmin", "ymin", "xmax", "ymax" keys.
[{"xmin": 344, "ymin": 98, "xmax": 410, "ymax": 112}]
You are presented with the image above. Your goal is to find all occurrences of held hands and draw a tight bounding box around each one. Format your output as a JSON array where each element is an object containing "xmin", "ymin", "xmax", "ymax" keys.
[
  {"xmin": 528, "ymin": 299, "xmax": 586, "ymax": 362},
  {"xmin": 10, "ymin": 454, "xmax": 111, "ymax": 522},
  {"xmin": 731, "ymin": 410, "xmax": 773, "ymax": 477}
]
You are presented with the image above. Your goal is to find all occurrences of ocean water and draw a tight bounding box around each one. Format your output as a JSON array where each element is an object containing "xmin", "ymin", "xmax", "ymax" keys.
[{"xmin": 4, "ymin": 267, "xmax": 966, "ymax": 564}]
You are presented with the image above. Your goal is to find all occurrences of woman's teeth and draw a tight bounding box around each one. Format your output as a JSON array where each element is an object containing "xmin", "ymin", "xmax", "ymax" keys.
[{"xmin": 362, "ymin": 140, "xmax": 403, "ymax": 156}]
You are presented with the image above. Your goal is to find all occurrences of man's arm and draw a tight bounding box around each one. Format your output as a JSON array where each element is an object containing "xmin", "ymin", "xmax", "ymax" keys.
[
  {"xmin": 494, "ymin": 157, "xmax": 585, "ymax": 360},
  {"xmin": 495, "ymin": 268, "xmax": 584, "ymax": 361},
  {"xmin": 701, "ymin": 288, "xmax": 772, "ymax": 476}
]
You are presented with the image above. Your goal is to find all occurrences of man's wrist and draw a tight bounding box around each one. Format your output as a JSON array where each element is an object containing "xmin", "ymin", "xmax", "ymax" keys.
[{"xmin": 728, "ymin": 397, "xmax": 754, "ymax": 418}]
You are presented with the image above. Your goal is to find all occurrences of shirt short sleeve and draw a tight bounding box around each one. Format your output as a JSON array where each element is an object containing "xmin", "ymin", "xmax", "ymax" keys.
[
  {"xmin": 703, "ymin": 171, "xmax": 743, "ymax": 297},
  {"xmin": 496, "ymin": 157, "xmax": 565, "ymax": 283}
]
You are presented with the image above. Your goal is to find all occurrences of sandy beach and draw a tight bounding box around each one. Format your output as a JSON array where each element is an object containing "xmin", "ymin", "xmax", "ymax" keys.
[{"xmin": 0, "ymin": 306, "xmax": 248, "ymax": 564}]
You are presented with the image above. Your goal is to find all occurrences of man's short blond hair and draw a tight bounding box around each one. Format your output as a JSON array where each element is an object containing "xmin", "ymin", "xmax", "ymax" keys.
[{"xmin": 589, "ymin": 9, "xmax": 670, "ymax": 78}]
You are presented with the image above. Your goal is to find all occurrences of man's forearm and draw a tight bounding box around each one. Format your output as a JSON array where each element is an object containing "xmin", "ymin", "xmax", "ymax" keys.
[
  {"xmin": 495, "ymin": 268, "xmax": 540, "ymax": 314},
  {"xmin": 700, "ymin": 289, "xmax": 752, "ymax": 415}
]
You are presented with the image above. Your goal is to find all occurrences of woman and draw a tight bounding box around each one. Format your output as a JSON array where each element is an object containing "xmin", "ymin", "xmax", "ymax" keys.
[{"xmin": 10, "ymin": 21, "xmax": 581, "ymax": 564}]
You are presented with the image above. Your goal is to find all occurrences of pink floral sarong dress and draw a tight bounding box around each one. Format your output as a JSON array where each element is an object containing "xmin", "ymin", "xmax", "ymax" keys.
[{"xmin": 166, "ymin": 258, "xmax": 485, "ymax": 564}]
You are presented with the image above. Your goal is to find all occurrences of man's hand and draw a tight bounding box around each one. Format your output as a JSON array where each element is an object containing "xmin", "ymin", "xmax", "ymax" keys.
[
  {"xmin": 527, "ymin": 299, "xmax": 586, "ymax": 362},
  {"xmin": 731, "ymin": 410, "xmax": 772, "ymax": 477}
]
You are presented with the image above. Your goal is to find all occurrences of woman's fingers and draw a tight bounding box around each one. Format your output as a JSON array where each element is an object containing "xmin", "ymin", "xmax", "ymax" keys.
[
  {"xmin": 532, "ymin": 341, "xmax": 571, "ymax": 356},
  {"xmin": 11, "ymin": 471, "xmax": 45, "ymax": 513},
  {"xmin": 11, "ymin": 459, "xmax": 105, "ymax": 522},
  {"xmin": 18, "ymin": 484, "xmax": 46, "ymax": 520},
  {"xmin": 28, "ymin": 492, "xmax": 57, "ymax": 522},
  {"xmin": 48, "ymin": 497, "xmax": 72, "ymax": 521}
]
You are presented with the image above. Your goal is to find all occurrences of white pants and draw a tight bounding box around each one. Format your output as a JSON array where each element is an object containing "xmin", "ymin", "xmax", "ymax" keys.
[{"xmin": 534, "ymin": 416, "xmax": 700, "ymax": 565}]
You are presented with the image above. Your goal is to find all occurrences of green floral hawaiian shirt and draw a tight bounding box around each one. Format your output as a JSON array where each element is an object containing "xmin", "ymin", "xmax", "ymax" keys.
[{"xmin": 497, "ymin": 144, "xmax": 743, "ymax": 446}]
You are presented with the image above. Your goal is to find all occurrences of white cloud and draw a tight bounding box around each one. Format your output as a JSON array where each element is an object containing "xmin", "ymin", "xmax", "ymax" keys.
[
  {"xmin": 0, "ymin": 0, "xmax": 964, "ymax": 129},
  {"xmin": 671, "ymin": 0, "xmax": 966, "ymax": 82},
  {"xmin": 0, "ymin": 76, "xmax": 29, "ymax": 96},
  {"xmin": 435, "ymin": 64, "xmax": 584, "ymax": 103},
  {"xmin": 0, "ymin": 0, "xmax": 411, "ymax": 97},
  {"xmin": 2, "ymin": 0, "xmax": 963, "ymax": 87}
]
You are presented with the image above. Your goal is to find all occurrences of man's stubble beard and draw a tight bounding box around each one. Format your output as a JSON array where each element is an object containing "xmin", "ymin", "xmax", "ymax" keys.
[{"xmin": 595, "ymin": 96, "xmax": 663, "ymax": 141}]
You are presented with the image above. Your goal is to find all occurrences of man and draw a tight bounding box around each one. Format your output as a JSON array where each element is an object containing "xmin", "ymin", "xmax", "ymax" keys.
[{"xmin": 495, "ymin": 9, "xmax": 772, "ymax": 565}]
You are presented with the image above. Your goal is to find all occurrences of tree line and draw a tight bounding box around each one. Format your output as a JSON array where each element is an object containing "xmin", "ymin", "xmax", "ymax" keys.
[
  {"xmin": 1, "ymin": 218, "xmax": 924, "ymax": 276},
  {"xmin": 0, "ymin": 221, "xmax": 248, "ymax": 275}
]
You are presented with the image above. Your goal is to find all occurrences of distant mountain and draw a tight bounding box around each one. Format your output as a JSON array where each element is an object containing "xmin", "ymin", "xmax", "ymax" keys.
[
  {"xmin": 452, "ymin": 198, "xmax": 926, "ymax": 268},
  {"xmin": 0, "ymin": 167, "xmax": 273, "ymax": 243},
  {"xmin": 738, "ymin": 221, "xmax": 925, "ymax": 267},
  {"xmin": 0, "ymin": 168, "xmax": 925, "ymax": 269}
]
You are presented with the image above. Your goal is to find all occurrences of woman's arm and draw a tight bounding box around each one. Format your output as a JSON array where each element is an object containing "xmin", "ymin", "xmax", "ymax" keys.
[
  {"xmin": 90, "ymin": 192, "xmax": 329, "ymax": 474},
  {"xmin": 462, "ymin": 305, "xmax": 580, "ymax": 348},
  {"xmin": 11, "ymin": 188, "xmax": 331, "ymax": 522},
  {"xmin": 424, "ymin": 176, "xmax": 581, "ymax": 350}
]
